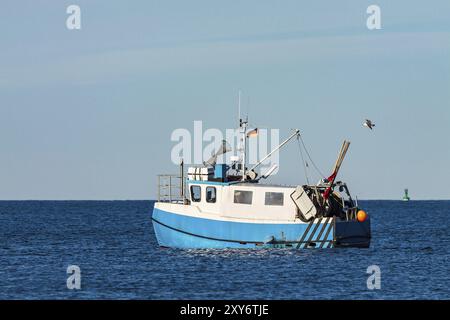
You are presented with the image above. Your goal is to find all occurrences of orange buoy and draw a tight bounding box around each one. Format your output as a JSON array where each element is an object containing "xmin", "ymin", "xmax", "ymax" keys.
[{"xmin": 357, "ymin": 210, "xmax": 368, "ymax": 222}]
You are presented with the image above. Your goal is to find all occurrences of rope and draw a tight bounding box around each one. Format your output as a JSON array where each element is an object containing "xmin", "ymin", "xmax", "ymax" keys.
[
  {"xmin": 296, "ymin": 137, "xmax": 310, "ymax": 184},
  {"xmin": 298, "ymin": 135, "xmax": 326, "ymax": 179}
]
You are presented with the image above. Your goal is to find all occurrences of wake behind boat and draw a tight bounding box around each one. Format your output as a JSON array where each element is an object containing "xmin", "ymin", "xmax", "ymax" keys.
[{"xmin": 151, "ymin": 112, "xmax": 371, "ymax": 249}]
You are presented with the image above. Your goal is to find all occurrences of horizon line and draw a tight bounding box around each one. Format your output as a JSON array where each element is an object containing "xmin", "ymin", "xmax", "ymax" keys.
[{"xmin": 0, "ymin": 199, "xmax": 449, "ymax": 202}]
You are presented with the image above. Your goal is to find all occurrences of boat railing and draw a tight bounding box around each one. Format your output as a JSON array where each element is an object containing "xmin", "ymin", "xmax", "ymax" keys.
[
  {"xmin": 157, "ymin": 174, "xmax": 185, "ymax": 203},
  {"xmin": 345, "ymin": 207, "xmax": 358, "ymax": 221}
]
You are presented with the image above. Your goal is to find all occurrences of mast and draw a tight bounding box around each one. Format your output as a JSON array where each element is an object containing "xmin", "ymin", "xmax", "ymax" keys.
[
  {"xmin": 239, "ymin": 91, "xmax": 248, "ymax": 181},
  {"xmin": 237, "ymin": 90, "xmax": 248, "ymax": 181},
  {"xmin": 241, "ymin": 120, "xmax": 248, "ymax": 181},
  {"xmin": 180, "ymin": 159, "xmax": 185, "ymax": 202}
]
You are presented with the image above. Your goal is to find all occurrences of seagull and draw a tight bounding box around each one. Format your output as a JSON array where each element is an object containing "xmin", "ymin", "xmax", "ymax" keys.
[{"xmin": 363, "ymin": 119, "xmax": 375, "ymax": 130}]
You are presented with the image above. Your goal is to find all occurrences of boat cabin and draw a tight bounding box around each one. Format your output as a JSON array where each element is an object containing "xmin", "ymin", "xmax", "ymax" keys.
[{"xmin": 186, "ymin": 180, "xmax": 298, "ymax": 221}]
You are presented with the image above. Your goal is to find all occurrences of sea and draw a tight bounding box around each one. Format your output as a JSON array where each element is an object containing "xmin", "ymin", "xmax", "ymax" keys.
[{"xmin": 0, "ymin": 200, "xmax": 448, "ymax": 300}]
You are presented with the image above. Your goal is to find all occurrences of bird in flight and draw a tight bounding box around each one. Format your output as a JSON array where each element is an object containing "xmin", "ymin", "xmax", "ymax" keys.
[{"xmin": 363, "ymin": 119, "xmax": 375, "ymax": 130}]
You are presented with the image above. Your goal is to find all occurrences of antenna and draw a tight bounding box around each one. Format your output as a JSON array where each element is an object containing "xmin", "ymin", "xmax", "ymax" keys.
[
  {"xmin": 238, "ymin": 90, "xmax": 241, "ymax": 124},
  {"xmin": 247, "ymin": 95, "xmax": 250, "ymax": 120}
]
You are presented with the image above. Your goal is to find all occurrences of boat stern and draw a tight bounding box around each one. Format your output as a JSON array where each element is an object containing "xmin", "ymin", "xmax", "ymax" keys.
[{"xmin": 334, "ymin": 215, "xmax": 371, "ymax": 248}]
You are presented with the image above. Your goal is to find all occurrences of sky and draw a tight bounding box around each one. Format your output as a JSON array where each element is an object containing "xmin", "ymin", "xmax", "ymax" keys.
[{"xmin": 0, "ymin": 0, "xmax": 449, "ymax": 200}]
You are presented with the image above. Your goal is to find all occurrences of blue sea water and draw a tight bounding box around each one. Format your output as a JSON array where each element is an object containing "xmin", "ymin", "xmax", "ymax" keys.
[{"xmin": 0, "ymin": 200, "xmax": 448, "ymax": 300}]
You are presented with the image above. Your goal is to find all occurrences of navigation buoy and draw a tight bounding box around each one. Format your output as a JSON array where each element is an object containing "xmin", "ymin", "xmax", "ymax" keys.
[
  {"xmin": 403, "ymin": 188, "xmax": 410, "ymax": 201},
  {"xmin": 357, "ymin": 210, "xmax": 368, "ymax": 222}
]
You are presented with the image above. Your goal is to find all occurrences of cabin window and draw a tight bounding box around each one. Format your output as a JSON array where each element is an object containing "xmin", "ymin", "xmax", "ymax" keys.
[
  {"xmin": 206, "ymin": 187, "xmax": 217, "ymax": 203},
  {"xmin": 265, "ymin": 192, "xmax": 284, "ymax": 206},
  {"xmin": 234, "ymin": 190, "xmax": 253, "ymax": 205},
  {"xmin": 190, "ymin": 185, "xmax": 201, "ymax": 202}
]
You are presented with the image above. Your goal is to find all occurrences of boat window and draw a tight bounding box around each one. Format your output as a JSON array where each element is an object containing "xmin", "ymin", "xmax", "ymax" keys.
[
  {"xmin": 190, "ymin": 185, "xmax": 201, "ymax": 202},
  {"xmin": 206, "ymin": 187, "xmax": 217, "ymax": 203},
  {"xmin": 265, "ymin": 192, "xmax": 284, "ymax": 206},
  {"xmin": 233, "ymin": 190, "xmax": 253, "ymax": 205}
]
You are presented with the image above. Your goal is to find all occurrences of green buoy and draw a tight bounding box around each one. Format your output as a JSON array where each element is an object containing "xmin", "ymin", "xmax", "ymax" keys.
[{"xmin": 403, "ymin": 189, "xmax": 410, "ymax": 201}]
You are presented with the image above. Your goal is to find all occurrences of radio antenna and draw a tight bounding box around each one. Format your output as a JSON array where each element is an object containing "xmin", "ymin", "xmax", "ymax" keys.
[{"xmin": 238, "ymin": 90, "xmax": 241, "ymax": 124}]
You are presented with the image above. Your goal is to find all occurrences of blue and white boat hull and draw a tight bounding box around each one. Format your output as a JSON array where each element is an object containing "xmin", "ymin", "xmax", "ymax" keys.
[{"xmin": 152, "ymin": 206, "xmax": 371, "ymax": 249}]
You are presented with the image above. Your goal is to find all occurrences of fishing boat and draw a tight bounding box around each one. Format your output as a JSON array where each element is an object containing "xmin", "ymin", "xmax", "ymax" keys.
[{"xmin": 151, "ymin": 114, "xmax": 371, "ymax": 249}]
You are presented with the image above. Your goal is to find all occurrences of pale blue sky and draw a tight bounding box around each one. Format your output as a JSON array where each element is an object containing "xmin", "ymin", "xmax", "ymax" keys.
[{"xmin": 1, "ymin": 1, "xmax": 449, "ymax": 200}]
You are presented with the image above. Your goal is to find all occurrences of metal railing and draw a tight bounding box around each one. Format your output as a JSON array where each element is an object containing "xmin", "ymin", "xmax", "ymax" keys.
[{"xmin": 157, "ymin": 174, "xmax": 185, "ymax": 203}]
